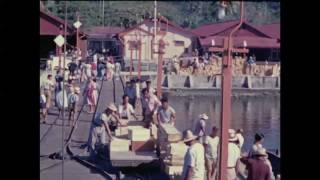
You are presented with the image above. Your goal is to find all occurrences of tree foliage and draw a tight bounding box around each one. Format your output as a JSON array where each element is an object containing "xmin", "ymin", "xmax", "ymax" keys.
[{"xmin": 42, "ymin": 1, "xmax": 280, "ymax": 29}]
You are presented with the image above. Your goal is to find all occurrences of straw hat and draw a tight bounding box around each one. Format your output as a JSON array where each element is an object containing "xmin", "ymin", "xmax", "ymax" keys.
[
  {"xmin": 229, "ymin": 129, "xmax": 238, "ymax": 141},
  {"xmin": 254, "ymin": 147, "xmax": 268, "ymax": 156},
  {"xmin": 107, "ymin": 103, "xmax": 117, "ymax": 112},
  {"xmin": 182, "ymin": 130, "xmax": 198, "ymax": 143},
  {"xmin": 198, "ymin": 113, "xmax": 209, "ymax": 120},
  {"xmin": 74, "ymin": 87, "xmax": 80, "ymax": 94}
]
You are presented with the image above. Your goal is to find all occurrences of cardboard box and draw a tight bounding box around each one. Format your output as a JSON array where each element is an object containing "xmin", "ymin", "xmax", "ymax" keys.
[
  {"xmin": 110, "ymin": 138, "xmax": 130, "ymax": 152},
  {"xmin": 159, "ymin": 124, "xmax": 182, "ymax": 142},
  {"xmin": 131, "ymin": 139, "xmax": 155, "ymax": 152},
  {"xmin": 128, "ymin": 128, "xmax": 150, "ymax": 141}
]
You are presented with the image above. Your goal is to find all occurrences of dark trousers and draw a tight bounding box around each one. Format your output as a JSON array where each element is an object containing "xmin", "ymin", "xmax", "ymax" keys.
[{"xmin": 129, "ymin": 98, "xmax": 136, "ymax": 109}]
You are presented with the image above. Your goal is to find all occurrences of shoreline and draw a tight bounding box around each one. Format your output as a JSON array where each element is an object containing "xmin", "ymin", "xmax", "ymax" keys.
[{"xmin": 162, "ymin": 87, "xmax": 280, "ymax": 97}]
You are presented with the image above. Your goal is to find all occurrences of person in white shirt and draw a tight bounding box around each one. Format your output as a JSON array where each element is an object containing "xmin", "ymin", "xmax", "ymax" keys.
[
  {"xmin": 40, "ymin": 89, "xmax": 47, "ymax": 123},
  {"xmin": 194, "ymin": 113, "xmax": 209, "ymax": 143},
  {"xmin": 41, "ymin": 74, "xmax": 55, "ymax": 110},
  {"xmin": 182, "ymin": 130, "xmax": 205, "ymax": 180},
  {"xmin": 87, "ymin": 103, "xmax": 119, "ymax": 157},
  {"xmin": 118, "ymin": 95, "xmax": 138, "ymax": 123},
  {"xmin": 68, "ymin": 86, "xmax": 80, "ymax": 126},
  {"xmin": 227, "ymin": 129, "xmax": 241, "ymax": 180},
  {"xmin": 141, "ymin": 88, "xmax": 161, "ymax": 128},
  {"xmin": 55, "ymin": 85, "xmax": 68, "ymax": 118},
  {"xmin": 236, "ymin": 129, "xmax": 244, "ymax": 151},
  {"xmin": 156, "ymin": 97, "xmax": 176, "ymax": 126},
  {"xmin": 203, "ymin": 126, "xmax": 219, "ymax": 180}
]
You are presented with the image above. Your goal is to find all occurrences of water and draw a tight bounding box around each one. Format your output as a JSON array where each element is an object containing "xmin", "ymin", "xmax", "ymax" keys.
[{"xmin": 169, "ymin": 95, "xmax": 280, "ymax": 152}]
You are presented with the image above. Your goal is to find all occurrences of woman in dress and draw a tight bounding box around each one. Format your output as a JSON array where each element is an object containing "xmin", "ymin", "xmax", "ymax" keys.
[
  {"xmin": 83, "ymin": 78, "xmax": 98, "ymax": 113},
  {"xmin": 55, "ymin": 84, "xmax": 68, "ymax": 118},
  {"xmin": 105, "ymin": 56, "xmax": 115, "ymax": 81}
]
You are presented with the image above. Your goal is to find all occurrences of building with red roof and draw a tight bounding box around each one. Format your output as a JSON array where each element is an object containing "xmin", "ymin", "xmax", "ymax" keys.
[
  {"xmin": 192, "ymin": 20, "xmax": 280, "ymax": 61},
  {"xmin": 118, "ymin": 16, "xmax": 198, "ymax": 61},
  {"xmin": 40, "ymin": 6, "xmax": 87, "ymax": 59},
  {"xmin": 84, "ymin": 26, "xmax": 124, "ymax": 56}
]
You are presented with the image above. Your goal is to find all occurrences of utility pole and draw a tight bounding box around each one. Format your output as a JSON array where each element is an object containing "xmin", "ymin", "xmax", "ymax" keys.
[
  {"xmin": 102, "ymin": 0, "xmax": 105, "ymax": 27},
  {"xmin": 153, "ymin": 0, "xmax": 157, "ymax": 61}
]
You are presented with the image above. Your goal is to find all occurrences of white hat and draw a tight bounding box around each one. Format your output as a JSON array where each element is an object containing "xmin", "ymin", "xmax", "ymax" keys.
[
  {"xmin": 107, "ymin": 103, "xmax": 117, "ymax": 112},
  {"xmin": 182, "ymin": 130, "xmax": 198, "ymax": 143},
  {"xmin": 254, "ymin": 147, "xmax": 268, "ymax": 156},
  {"xmin": 74, "ymin": 87, "xmax": 80, "ymax": 94},
  {"xmin": 229, "ymin": 129, "xmax": 238, "ymax": 141},
  {"xmin": 199, "ymin": 113, "xmax": 209, "ymax": 120}
]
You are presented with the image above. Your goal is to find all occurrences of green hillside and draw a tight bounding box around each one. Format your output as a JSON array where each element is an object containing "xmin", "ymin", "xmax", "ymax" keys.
[{"xmin": 42, "ymin": 1, "xmax": 280, "ymax": 29}]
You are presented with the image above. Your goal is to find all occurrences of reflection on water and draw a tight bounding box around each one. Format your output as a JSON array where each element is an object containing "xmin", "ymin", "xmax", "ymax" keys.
[{"xmin": 169, "ymin": 95, "xmax": 280, "ymax": 151}]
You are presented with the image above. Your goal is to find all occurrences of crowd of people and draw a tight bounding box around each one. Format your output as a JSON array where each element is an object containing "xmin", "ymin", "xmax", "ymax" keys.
[
  {"xmin": 82, "ymin": 76, "xmax": 276, "ymax": 180},
  {"xmin": 41, "ymin": 50, "xmax": 277, "ymax": 179},
  {"xmin": 181, "ymin": 125, "xmax": 276, "ymax": 180}
]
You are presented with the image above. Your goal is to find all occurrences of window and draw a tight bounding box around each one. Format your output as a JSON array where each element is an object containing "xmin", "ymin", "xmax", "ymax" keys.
[
  {"xmin": 174, "ymin": 40, "xmax": 185, "ymax": 46},
  {"xmin": 184, "ymin": 48, "xmax": 189, "ymax": 54}
]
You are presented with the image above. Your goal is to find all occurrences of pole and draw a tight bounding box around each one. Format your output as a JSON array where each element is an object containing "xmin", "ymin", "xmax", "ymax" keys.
[
  {"xmin": 59, "ymin": 26, "xmax": 63, "ymax": 68},
  {"xmin": 76, "ymin": 13, "xmax": 80, "ymax": 58},
  {"xmin": 138, "ymin": 41, "xmax": 142, "ymax": 80},
  {"xmin": 61, "ymin": 2, "xmax": 68, "ymax": 180},
  {"xmin": 156, "ymin": 40, "xmax": 163, "ymax": 98},
  {"xmin": 218, "ymin": 1, "xmax": 244, "ymax": 180},
  {"xmin": 130, "ymin": 48, "xmax": 133, "ymax": 79},
  {"xmin": 102, "ymin": 0, "xmax": 104, "ymax": 27},
  {"xmin": 153, "ymin": 0, "xmax": 157, "ymax": 61}
]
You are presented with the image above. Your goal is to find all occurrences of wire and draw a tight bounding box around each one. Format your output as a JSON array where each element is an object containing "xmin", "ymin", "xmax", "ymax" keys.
[{"xmin": 61, "ymin": 1, "xmax": 68, "ymax": 180}]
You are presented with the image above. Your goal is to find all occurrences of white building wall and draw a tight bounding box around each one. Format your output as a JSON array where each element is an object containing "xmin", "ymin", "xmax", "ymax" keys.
[{"xmin": 122, "ymin": 22, "xmax": 194, "ymax": 62}]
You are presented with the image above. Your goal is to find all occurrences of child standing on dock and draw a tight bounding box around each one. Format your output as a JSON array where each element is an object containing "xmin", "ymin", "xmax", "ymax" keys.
[
  {"xmin": 40, "ymin": 89, "xmax": 47, "ymax": 123},
  {"xmin": 83, "ymin": 78, "xmax": 98, "ymax": 114}
]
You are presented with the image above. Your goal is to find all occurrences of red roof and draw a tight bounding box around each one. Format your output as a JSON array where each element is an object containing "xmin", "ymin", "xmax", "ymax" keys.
[
  {"xmin": 40, "ymin": 9, "xmax": 87, "ymax": 37},
  {"xmin": 119, "ymin": 17, "xmax": 196, "ymax": 38},
  {"xmin": 200, "ymin": 36, "xmax": 279, "ymax": 48},
  {"xmin": 85, "ymin": 26, "xmax": 124, "ymax": 38},
  {"xmin": 192, "ymin": 20, "xmax": 280, "ymax": 48},
  {"xmin": 257, "ymin": 23, "xmax": 280, "ymax": 39},
  {"xmin": 191, "ymin": 20, "xmax": 240, "ymax": 37}
]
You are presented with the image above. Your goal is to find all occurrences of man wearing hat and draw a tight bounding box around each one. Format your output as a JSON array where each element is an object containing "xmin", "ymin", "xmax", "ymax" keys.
[
  {"xmin": 87, "ymin": 103, "xmax": 120, "ymax": 157},
  {"xmin": 68, "ymin": 86, "xmax": 80, "ymax": 126},
  {"xmin": 182, "ymin": 130, "xmax": 205, "ymax": 180},
  {"xmin": 194, "ymin": 113, "xmax": 209, "ymax": 143},
  {"xmin": 227, "ymin": 129, "xmax": 241, "ymax": 180},
  {"xmin": 240, "ymin": 147, "xmax": 272, "ymax": 180}
]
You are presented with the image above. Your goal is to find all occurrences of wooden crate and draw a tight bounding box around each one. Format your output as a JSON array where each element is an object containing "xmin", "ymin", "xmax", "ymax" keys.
[
  {"xmin": 110, "ymin": 138, "xmax": 130, "ymax": 152},
  {"xmin": 131, "ymin": 139, "xmax": 155, "ymax": 152},
  {"xmin": 128, "ymin": 128, "xmax": 151, "ymax": 141},
  {"xmin": 159, "ymin": 124, "xmax": 182, "ymax": 142}
]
